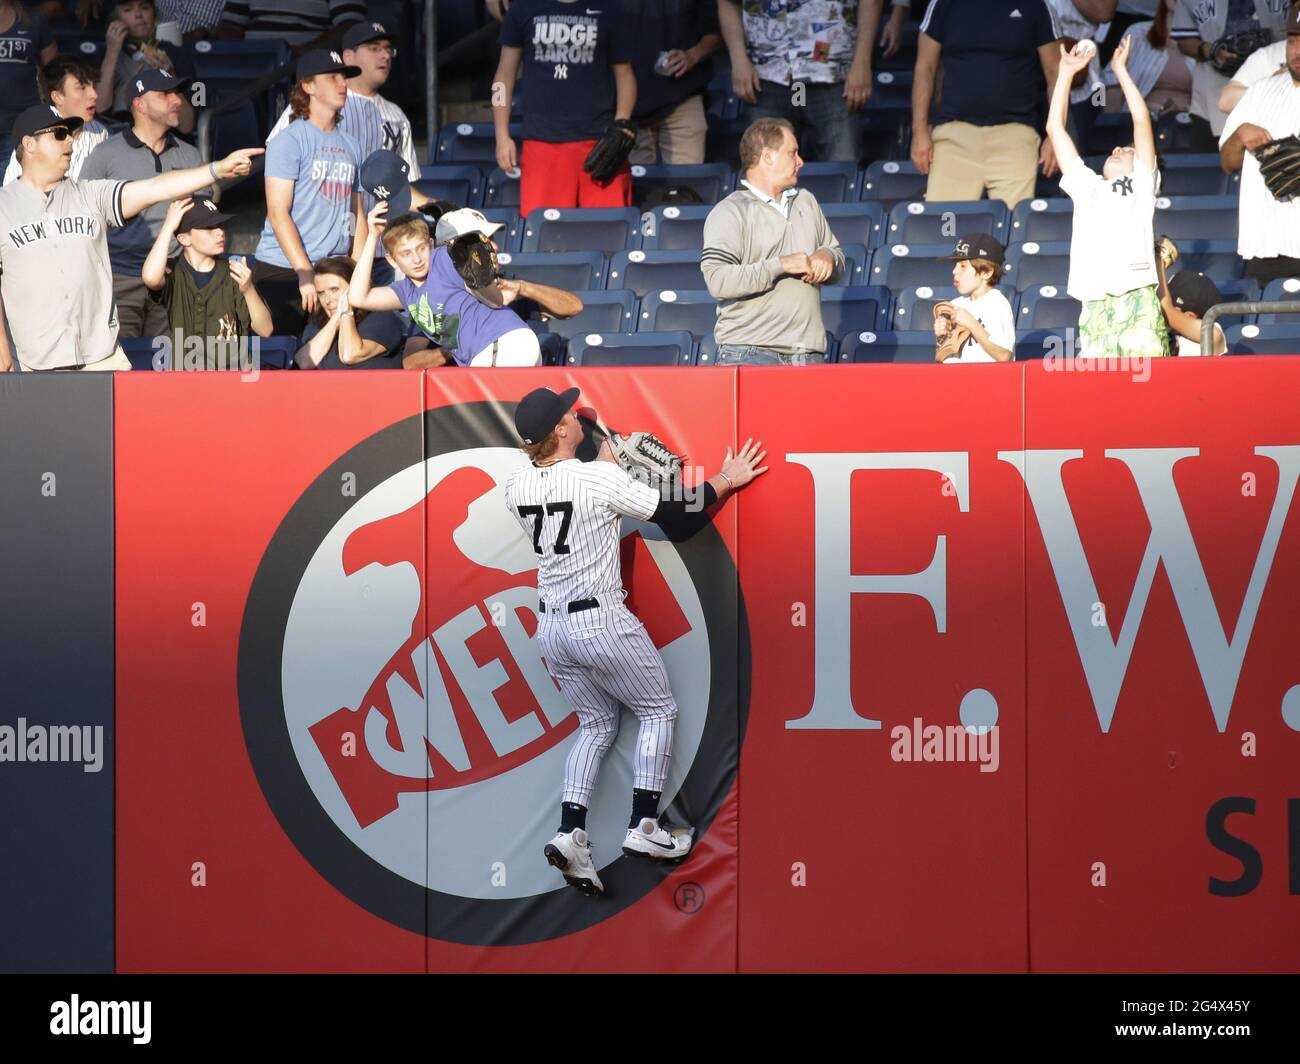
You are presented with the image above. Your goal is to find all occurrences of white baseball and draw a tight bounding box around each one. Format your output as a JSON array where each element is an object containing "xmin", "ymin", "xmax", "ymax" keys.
[{"xmin": 1076, "ymin": 39, "xmax": 1096, "ymax": 60}]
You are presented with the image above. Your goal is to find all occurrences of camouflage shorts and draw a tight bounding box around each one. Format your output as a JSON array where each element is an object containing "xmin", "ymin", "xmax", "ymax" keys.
[{"xmin": 1078, "ymin": 286, "xmax": 1170, "ymax": 360}]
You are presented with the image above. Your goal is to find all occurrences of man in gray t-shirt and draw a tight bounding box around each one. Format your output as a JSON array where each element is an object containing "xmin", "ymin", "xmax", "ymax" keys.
[
  {"xmin": 0, "ymin": 103, "xmax": 262, "ymax": 372},
  {"xmin": 79, "ymin": 67, "xmax": 207, "ymax": 338}
]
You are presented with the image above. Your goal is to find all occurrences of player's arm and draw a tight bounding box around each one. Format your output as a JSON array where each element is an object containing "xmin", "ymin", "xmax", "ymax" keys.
[
  {"xmin": 1110, "ymin": 36, "xmax": 1155, "ymax": 170},
  {"xmin": 500, "ymin": 278, "xmax": 583, "ymax": 318},
  {"xmin": 141, "ymin": 196, "xmax": 190, "ymax": 291},
  {"xmin": 349, "ymin": 201, "xmax": 403, "ymax": 311},
  {"xmin": 119, "ymin": 148, "xmax": 262, "ymax": 219},
  {"xmin": 1046, "ymin": 43, "xmax": 1087, "ymax": 176}
]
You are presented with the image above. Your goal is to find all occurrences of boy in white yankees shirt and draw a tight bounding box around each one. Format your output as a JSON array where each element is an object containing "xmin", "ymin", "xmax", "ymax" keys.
[
  {"xmin": 1049, "ymin": 36, "xmax": 1171, "ymax": 359},
  {"xmin": 505, "ymin": 386, "xmax": 766, "ymax": 896},
  {"xmin": 935, "ymin": 233, "xmax": 1015, "ymax": 363}
]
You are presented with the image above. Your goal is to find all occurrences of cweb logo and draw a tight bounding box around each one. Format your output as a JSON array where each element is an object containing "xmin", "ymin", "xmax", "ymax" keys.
[{"xmin": 238, "ymin": 402, "xmax": 747, "ymax": 945}]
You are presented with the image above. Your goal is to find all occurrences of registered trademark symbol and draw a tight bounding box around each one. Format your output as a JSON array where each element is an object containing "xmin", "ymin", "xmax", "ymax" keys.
[{"xmin": 674, "ymin": 882, "xmax": 705, "ymax": 914}]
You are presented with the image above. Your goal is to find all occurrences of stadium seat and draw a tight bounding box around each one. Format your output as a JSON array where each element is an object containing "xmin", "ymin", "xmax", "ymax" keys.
[
  {"xmin": 482, "ymin": 169, "xmax": 523, "ymax": 212},
  {"xmin": 496, "ymin": 251, "xmax": 607, "ymax": 291},
  {"xmin": 414, "ymin": 166, "xmax": 485, "ymax": 210},
  {"xmin": 820, "ymin": 286, "xmax": 892, "ymax": 337},
  {"xmin": 435, "ymin": 123, "xmax": 521, "ymax": 165},
  {"xmin": 1015, "ymin": 327, "xmax": 1076, "ymax": 361},
  {"xmin": 862, "ymin": 160, "xmax": 928, "ymax": 205},
  {"xmin": 1256, "ymin": 278, "xmax": 1300, "ymax": 324},
  {"xmin": 187, "ymin": 38, "xmax": 291, "ymax": 79},
  {"xmin": 869, "ymin": 243, "xmax": 962, "ymax": 291},
  {"xmin": 1175, "ymin": 241, "xmax": 1242, "ymax": 279},
  {"xmin": 705, "ymin": 118, "xmax": 749, "ymax": 170},
  {"xmin": 822, "ymin": 201, "xmax": 888, "ymax": 250},
  {"xmin": 1004, "ymin": 242, "xmax": 1071, "ymax": 291},
  {"xmin": 697, "ymin": 333, "xmax": 718, "ymax": 364},
  {"xmin": 479, "ymin": 208, "xmax": 523, "ymax": 253},
  {"xmin": 1225, "ymin": 323, "xmax": 1300, "ymax": 355},
  {"xmin": 257, "ymin": 337, "xmax": 297, "ymax": 370},
  {"xmin": 1153, "ymin": 195, "xmax": 1238, "ymax": 243},
  {"xmin": 892, "ymin": 285, "xmax": 954, "ymax": 331},
  {"xmin": 607, "ymin": 250, "xmax": 705, "ymax": 298},
  {"xmin": 1008, "ymin": 198, "xmax": 1074, "ymax": 244},
  {"xmin": 885, "ymin": 200, "xmax": 1011, "ymax": 245},
  {"xmin": 839, "ymin": 330, "xmax": 937, "ymax": 363},
  {"xmin": 865, "ymin": 70, "xmax": 912, "ymax": 112},
  {"xmin": 520, "ymin": 208, "xmax": 642, "ymax": 253},
  {"xmin": 630, "ymin": 163, "xmax": 733, "ymax": 206},
  {"xmin": 838, "ymin": 243, "xmax": 871, "ymax": 286},
  {"xmin": 639, "ymin": 288, "xmax": 718, "ymax": 336},
  {"xmin": 859, "ymin": 110, "xmax": 912, "ymax": 162},
  {"xmin": 571, "ymin": 331, "xmax": 696, "ymax": 366},
  {"xmin": 641, "ymin": 205, "xmax": 712, "ymax": 251},
  {"xmin": 531, "ymin": 290, "xmax": 638, "ymax": 342},
  {"xmin": 120, "ymin": 336, "xmax": 162, "ymax": 372},
  {"xmin": 1156, "ymin": 110, "xmax": 1209, "ymax": 153},
  {"xmin": 796, "ymin": 162, "xmax": 860, "ymax": 204},
  {"xmin": 1161, "ymin": 154, "xmax": 1233, "ymax": 197},
  {"xmin": 1016, "ymin": 284, "xmax": 1081, "ymax": 329}
]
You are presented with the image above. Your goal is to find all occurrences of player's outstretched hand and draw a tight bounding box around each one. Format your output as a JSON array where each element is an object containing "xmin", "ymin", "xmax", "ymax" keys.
[{"xmin": 720, "ymin": 438, "xmax": 768, "ymax": 490}]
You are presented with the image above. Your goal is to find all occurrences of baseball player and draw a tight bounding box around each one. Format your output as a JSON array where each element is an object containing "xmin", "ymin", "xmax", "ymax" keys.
[
  {"xmin": 505, "ymin": 386, "xmax": 766, "ymax": 895},
  {"xmin": 0, "ymin": 102, "xmax": 261, "ymax": 372}
]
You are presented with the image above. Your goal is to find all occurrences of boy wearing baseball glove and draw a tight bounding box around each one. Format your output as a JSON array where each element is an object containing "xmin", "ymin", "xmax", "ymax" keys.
[{"xmin": 933, "ymin": 233, "xmax": 1016, "ymax": 363}]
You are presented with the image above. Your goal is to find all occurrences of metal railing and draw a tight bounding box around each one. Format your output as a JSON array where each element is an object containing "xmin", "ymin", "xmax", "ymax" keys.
[{"xmin": 1201, "ymin": 300, "xmax": 1300, "ymax": 355}]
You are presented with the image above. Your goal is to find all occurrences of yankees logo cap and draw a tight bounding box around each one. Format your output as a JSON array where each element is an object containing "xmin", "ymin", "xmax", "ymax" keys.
[
  {"xmin": 343, "ymin": 21, "xmax": 395, "ymax": 49},
  {"xmin": 360, "ymin": 149, "xmax": 412, "ymax": 217},
  {"xmin": 943, "ymin": 232, "xmax": 1006, "ymax": 266},
  {"xmin": 515, "ymin": 387, "xmax": 581, "ymax": 445},
  {"xmin": 1290, "ymin": 2, "xmax": 1300, "ymax": 35},
  {"xmin": 296, "ymin": 48, "xmax": 362, "ymax": 80},
  {"xmin": 1168, "ymin": 271, "xmax": 1221, "ymax": 318},
  {"xmin": 435, "ymin": 207, "xmax": 506, "ymax": 247},
  {"xmin": 129, "ymin": 66, "xmax": 191, "ymax": 102},
  {"xmin": 11, "ymin": 103, "xmax": 82, "ymax": 144},
  {"xmin": 176, "ymin": 196, "xmax": 234, "ymax": 233}
]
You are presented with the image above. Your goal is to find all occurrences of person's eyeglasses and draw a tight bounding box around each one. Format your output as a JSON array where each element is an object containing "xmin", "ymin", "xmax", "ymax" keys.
[{"xmin": 36, "ymin": 127, "xmax": 73, "ymax": 141}]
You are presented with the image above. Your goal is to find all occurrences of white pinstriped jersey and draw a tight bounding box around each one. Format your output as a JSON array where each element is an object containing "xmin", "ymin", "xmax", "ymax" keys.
[
  {"xmin": 1101, "ymin": 24, "xmax": 1195, "ymax": 100},
  {"xmin": 1230, "ymin": 38, "xmax": 1287, "ymax": 90},
  {"xmin": 1044, "ymin": 0, "xmax": 1104, "ymax": 105},
  {"xmin": 504, "ymin": 458, "xmax": 659, "ymax": 605},
  {"xmin": 1220, "ymin": 71, "xmax": 1300, "ymax": 259},
  {"xmin": 267, "ymin": 88, "xmax": 421, "ymax": 181},
  {"xmin": 2, "ymin": 120, "xmax": 109, "ymax": 185}
]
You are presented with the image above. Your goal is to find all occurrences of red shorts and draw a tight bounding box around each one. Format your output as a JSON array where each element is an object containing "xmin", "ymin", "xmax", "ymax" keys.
[{"xmin": 518, "ymin": 139, "xmax": 633, "ymax": 218}]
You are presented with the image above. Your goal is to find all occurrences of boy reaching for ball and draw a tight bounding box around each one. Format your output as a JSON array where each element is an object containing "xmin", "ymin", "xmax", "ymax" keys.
[{"xmin": 1047, "ymin": 36, "xmax": 1169, "ymax": 360}]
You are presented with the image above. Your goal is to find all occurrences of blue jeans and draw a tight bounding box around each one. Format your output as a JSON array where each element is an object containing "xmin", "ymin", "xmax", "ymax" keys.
[
  {"xmin": 716, "ymin": 344, "xmax": 826, "ymax": 365},
  {"xmin": 750, "ymin": 79, "xmax": 862, "ymax": 163}
]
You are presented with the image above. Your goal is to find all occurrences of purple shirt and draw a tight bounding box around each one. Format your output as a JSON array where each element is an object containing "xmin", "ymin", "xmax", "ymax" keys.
[{"xmin": 392, "ymin": 247, "xmax": 528, "ymax": 366}]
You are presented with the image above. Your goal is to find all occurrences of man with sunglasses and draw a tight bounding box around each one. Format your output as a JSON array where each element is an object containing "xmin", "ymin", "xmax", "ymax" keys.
[{"xmin": 0, "ymin": 103, "xmax": 262, "ymax": 372}]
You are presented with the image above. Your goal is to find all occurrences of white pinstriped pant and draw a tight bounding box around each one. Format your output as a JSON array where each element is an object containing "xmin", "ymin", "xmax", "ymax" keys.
[{"xmin": 537, "ymin": 600, "xmax": 677, "ymax": 807}]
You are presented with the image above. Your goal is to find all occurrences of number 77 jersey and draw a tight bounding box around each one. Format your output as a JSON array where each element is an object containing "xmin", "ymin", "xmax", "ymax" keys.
[{"xmin": 504, "ymin": 457, "xmax": 661, "ymax": 605}]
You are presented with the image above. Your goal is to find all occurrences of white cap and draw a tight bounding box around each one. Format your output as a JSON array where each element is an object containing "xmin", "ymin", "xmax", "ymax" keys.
[{"xmin": 435, "ymin": 207, "xmax": 505, "ymax": 246}]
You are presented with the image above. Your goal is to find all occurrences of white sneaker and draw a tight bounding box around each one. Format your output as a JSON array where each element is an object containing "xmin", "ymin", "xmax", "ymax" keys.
[
  {"xmin": 544, "ymin": 828, "xmax": 604, "ymax": 895},
  {"xmin": 622, "ymin": 816, "xmax": 694, "ymax": 861}
]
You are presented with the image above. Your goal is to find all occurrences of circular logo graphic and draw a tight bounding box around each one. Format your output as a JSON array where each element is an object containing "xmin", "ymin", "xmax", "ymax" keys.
[{"xmin": 239, "ymin": 403, "xmax": 747, "ymax": 945}]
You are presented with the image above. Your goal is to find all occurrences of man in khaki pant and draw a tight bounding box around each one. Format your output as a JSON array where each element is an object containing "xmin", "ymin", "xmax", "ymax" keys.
[{"xmin": 911, "ymin": 0, "xmax": 1066, "ymax": 207}]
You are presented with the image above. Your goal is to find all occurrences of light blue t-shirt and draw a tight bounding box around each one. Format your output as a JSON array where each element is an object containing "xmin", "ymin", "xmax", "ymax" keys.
[{"xmin": 254, "ymin": 118, "xmax": 361, "ymax": 269}]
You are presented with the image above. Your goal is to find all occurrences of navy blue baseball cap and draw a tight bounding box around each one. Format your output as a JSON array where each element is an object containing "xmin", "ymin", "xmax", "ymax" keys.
[
  {"xmin": 296, "ymin": 48, "xmax": 362, "ymax": 81},
  {"xmin": 343, "ymin": 20, "xmax": 395, "ymax": 49},
  {"xmin": 12, "ymin": 103, "xmax": 82, "ymax": 144},
  {"xmin": 360, "ymin": 149, "xmax": 412, "ymax": 216},
  {"xmin": 515, "ymin": 387, "xmax": 580, "ymax": 445},
  {"xmin": 129, "ymin": 66, "xmax": 191, "ymax": 102}
]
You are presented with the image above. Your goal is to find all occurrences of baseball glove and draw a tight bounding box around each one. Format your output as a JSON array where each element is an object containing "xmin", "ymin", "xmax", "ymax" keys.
[
  {"xmin": 447, "ymin": 232, "xmax": 500, "ymax": 289},
  {"xmin": 582, "ymin": 120, "xmax": 636, "ymax": 183},
  {"xmin": 1256, "ymin": 134, "xmax": 1300, "ymax": 202},
  {"xmin": 1156, "ymin": 234, "xmax": 1179, "ymax": 271},
  {"xmin": 1210, "ymin": 28, "xmax": 1272, "ymax": 77},
  {"xmin": 933, "ymin": 301, "xmax": 971, "ymax": 360},
  {"xmin": 609, "ymin": 430, "xmax": 684, "ymax": 492}
]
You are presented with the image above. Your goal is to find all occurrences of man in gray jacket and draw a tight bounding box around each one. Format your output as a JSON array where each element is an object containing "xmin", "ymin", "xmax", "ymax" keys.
[{"xmin": 701, "ymin": 117, "xmax": 844, "ymax": 364}]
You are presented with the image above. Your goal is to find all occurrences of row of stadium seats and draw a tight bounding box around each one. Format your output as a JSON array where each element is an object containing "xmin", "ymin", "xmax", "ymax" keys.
[
  {"xmin": 440, "ymin": 191, "xmax": 1242, "ymax": 256},
  {"xmin": 420, "ymin": 154, "xmax": 1242, "ymax": 210},
  {"xmin": 547, "ymin": 323, "xmax": 1300, "ymax": 366}
]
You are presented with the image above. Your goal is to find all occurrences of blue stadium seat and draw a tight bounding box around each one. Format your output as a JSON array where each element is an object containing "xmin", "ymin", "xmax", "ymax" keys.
[
  {"xmin": 414, "ymin": 166, "xmax": 485, "ymax": 210},
  {"xmin": 1015, "ymin": 327, "xmax": 1076, "ymax": 361},
  {"xmin": 820, "ymin": 286, "xmax": 892, "ymax": 337},
  {"xmin": 532, "ymin": 291, "xmax": 638, "ymax": 342},
  {"xmin": 796, "ymin": 162, "xmax": 861, "ymax": 204},
  {"xmin": 838, "ymin": 243, "xmax": 871, "ymax": 286},
  {"xmin": 1016, "ymin": 284, "xmax": 1081, "ymax": 329},
  {"xmin": 639, "ymin": 289, "xmax": 717, "ymax": 337},
  {"xmin": 859, "ymin": 110, "xmax": 912, "ymax": 162},
  {"xmin": 1156, "ymin": 110, "xmax": 1209, "ymax": 153},
  {"xmin": 865, "ymin": 69, "xmax": 912, "ymax": 111},
  {"xmin": 630, "ymin": 163, "xmax": 733, "ymax": 205},
  {"xmin": 1175, "ymin": 241, "xmax": 1242, "ymax": 279},
  {"xmin": 839, "ymin": 330, "xmax": 936, "ymax": 363},
  {"xmin": 496, "ymin": 251, "xmax": 607, "ymax": 291},
  {"xmin": 186, "ymin": 39, "xmax": 291, "ymax": 80},
  {"xmin": 571, "ymin": 331, "xmax": 696, "ymax": 366},
  {"xmin": 1004, "ymin": 242, "xmax": 1071, "ymax": 291},
  {"xmin": 892, "ymin": 285, "xmax": 953, "ymax": 331},
  {"xmin": 257, "ymin": 337, "xmax": 297, "ymax": 370},
  {"xmin": 120, "ymin": 336, "xmax": 162, "ymax": 371},
  {"xmin": 886, "ymin": 200, "xmax": 1011, "ymax": 245},
  {"xmin": 1153, "ymin": 196, "xmax": 1238, "ymax": 243},
  {"xmin": 1008, "ymin": 198, "xmax": 1073, "ymax": 244},
  {"xmin": 862, "ymin": 160, "xmax": 928, "ymax": 205},
  {"xmin": 697, "ymin": 333, "xmax": 718, "ymax": 365},
  {"xmin": 1257, "ymin": 278, "xmax": 1300, "ymax": 323},
  {"xmin": 479, "ymin": 208, "xmax": 523, "ymax": 253},
  {"xmin": 484, "ymin": 167, "xmax": 521, "ymax": 208},
  {"xmin": 607, "ymin": 250, "xmax": 705, "ymax": 297},
  {"xmin": 435, "ymin": 123, "xmax": 521, "ymax": 165},
  {"xmin": 869, "ymin": 242, "xmax": 962, "ymax": 290},
  {"xmin": 1161, "ymin": 154, "xmax": 1233, "ymax": 197},
  {"xmin": 1225, "ymin": 324, "xmax": 1300, "ymax": 355},
  {"xmin": 520, "ymin": 208, "xmax": 642, "ymax": 253},
  {"xmin": 641, "ymin": 205, "xmax": 712, "ymax": 250},
  {"xmin": 822, "ymin": 201, "xmax": 888, "ymax": 249}
]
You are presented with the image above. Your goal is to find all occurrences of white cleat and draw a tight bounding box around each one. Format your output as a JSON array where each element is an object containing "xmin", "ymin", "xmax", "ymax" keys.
[
  {"xmin": 544, "ymin": 828, "xmax": 604, "ymax": 895},
  {"xmin": 622, "ymin": 816, "xmax": 695, "ymax": 862}
]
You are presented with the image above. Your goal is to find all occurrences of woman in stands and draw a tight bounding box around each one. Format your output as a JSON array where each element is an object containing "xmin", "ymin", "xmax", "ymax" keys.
[
  {"xmin": 293, "ymin": 256, "xmax": 408, "ymax": 369},
  {"xmin": 1103, "ymin": 0, "xmax": 1194, "ymax": 117},
  {"xmin": 96, "ymin": 0, "xmax": 195, "ymax": 130},
  {"xmin": 0, "ymin": 1, "xmax": 58, "ymax": 164}
]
